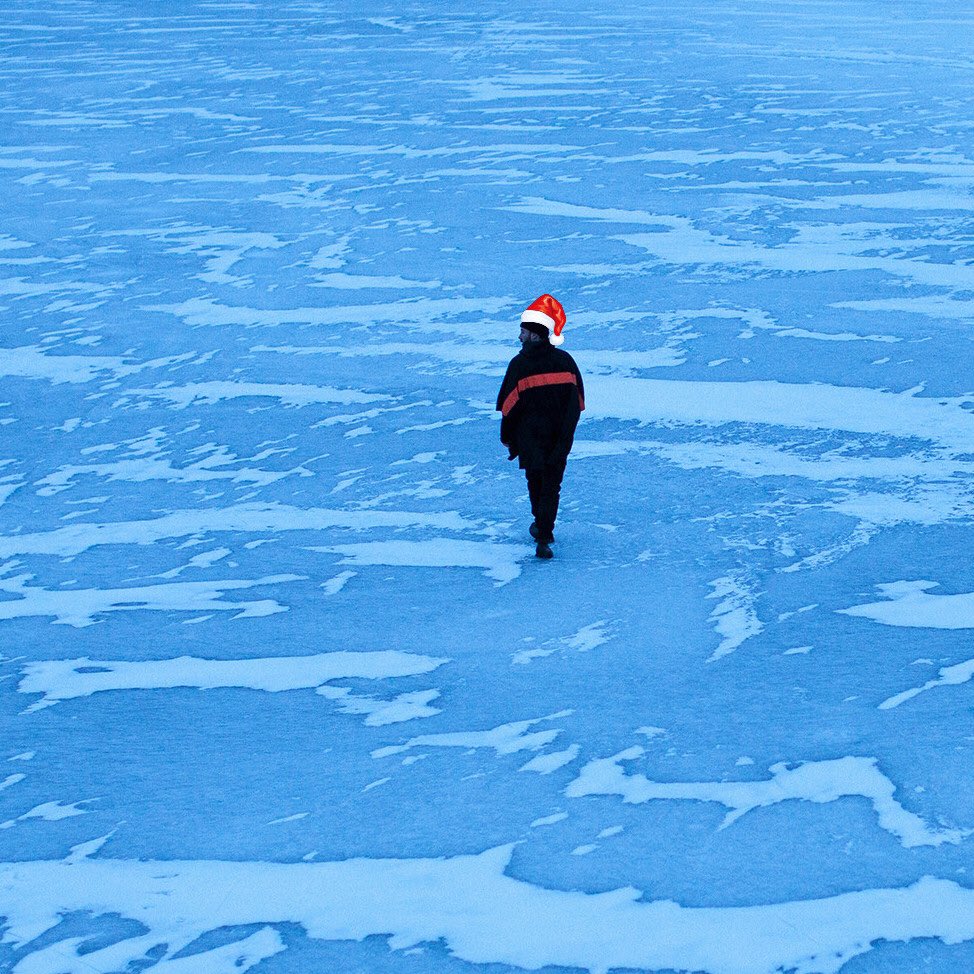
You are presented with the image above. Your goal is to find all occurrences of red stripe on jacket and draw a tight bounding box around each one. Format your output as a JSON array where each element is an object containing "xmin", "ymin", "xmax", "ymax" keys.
[{"xmin": 500, "ymin": 371, "xmax": 584, "ymax": 417}]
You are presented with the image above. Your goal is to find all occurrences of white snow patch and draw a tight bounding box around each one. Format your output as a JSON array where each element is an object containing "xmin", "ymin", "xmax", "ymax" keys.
[
  {"xmin": 243, "ymin": 141, "xmax": 577, "ymax": 158},
  {"xmin": 771, "ymin": 327, "xmax": 899, "ymax": 344},
  {"xmin": 145, "ymin": 295, "xmax": 512, "ymax": 332},
  {"xmin": 102, "ymin": 227, "xmax": 285, "ymax": 286},
  {"xmin": 0, "ymin": 502, "xmax": 477, "ymax": 559},
  {"xmin": 827, "ymin": 488, "xmax": 974, "ymax": 528},
  {"xmin": 510, "ymin": 646, "xmax": 556, "ymax": 665},
  {"xmin": 834, "ymin": 296, "xmax": 974, "ymax": 321},
  {"xmin": 125, "ymin": 380, "xmax": 388, "ymax": 409},
  {"xmin": 0, "ymin": 799, "xmax": 95, "ymax": 830},
  {"xmin": 89, "ymin": 169, "xmax": 291, "ymax": 185},
  {"xmin": 325, "ymin": 539, "xmax": 528, "ymax": 585},
  {"xmin": 583, "ymin": 376, "xmax": 974, "ymax": 456},
  {"xmin": 817, "ymin": 188, "xmax": 974, "ymax": 213},
  {"xmin": 575, "ymin": 438, "xmax": 974, "ymax": 484},
  {"xmin": 707, "ymin": 575, "xmax": 763, "ymax": 662},
  {"xmin": 636, "ymin": 726, "xmax": 666, "ymax": 739},
  {"xmin": 316, "ymin": 687, "xmax": 442, "ymax": 726},
  {"xmin": 840, "ymin": 581, "xmax": 974, "ymax": 629},
  {"xmin": 18, "ymin": 651, "xmax": 446, "ymax": 711},
  {"xmin": 616, "ymin": 213, "xmax": 974, "ymax": 290},
  {"xmin": 519, "ymin": 744, "xmax": 581, "ymax": 774},
  {"xmin": 0, "ymin": 236, "xmax": 34, "ymax": 251},
  {"xmin": 530, "ymin": 812, "xmax": 568, "ymax": 828},
  {"xmin": 562, "ymin": 621, "xmax": 613, "ymax": 652},
  {"xmin": 0, "ymin": 477, "xmax": 22, "ymax": 505},
  {"xmin": 881, "ymin": 656, "xmax": 974, "ymax": 711},
  {"xmin": 267, "ymin": 813, "xmax": 309, "ymax": 826},
  {"xmin": 0, "ymin": 278, "xmax": 108, "ymax": 299},
  {"xmin": 4, "ymin": 847, "xmax": 974, "ymax": 974},
  {"xmin": 0, "ymin": 346, "xmax": 154, "ymax": 384},
  {"xmin": 505, "ymin": 196, "xmax": 685, "ymax": 226},
  {"xmin": 321, "ymin": 571, "xmax": 356, "ymax": 595},
  {"xmin": 574, "ymin": 438, "xmax": 974, "ymax": 538},
  {"xmin": 392, "ymin": 451, "xmax": 444, "ymax": 466},
  {"xmin": 512, "ymin": 624, "xmax": 614, "ymax": 665},
  {"xmin": 253, "ymin": 339, "xmax": 681, "ymax": 376},
  {"xmin": 313, "ymin": 273, "xmax": 438, "ymax": 290},
  {"xmin": 36, "ymin": 448, "xmax": 310, "ymax": 494},
  {"xmin": 17, "ymin": 923, "xmax": 286, "ymax": 974},
  {"xmin": 157, "ymin": 547, "xmax": 231, "ymax": 578},
  {"xmin": 565, "ymin": 748, "xmax": 966, "ymax": 848},
  {"xmin": 372, "ymin": 712, "xmax": 571, "ymax": 760},
  {"xmin": 0, "ymin": 574, "xmax": 300, "ymax": 629}
]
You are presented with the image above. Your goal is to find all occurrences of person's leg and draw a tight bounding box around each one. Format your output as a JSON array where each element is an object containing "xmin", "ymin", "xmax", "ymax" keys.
[
  {"xmin": 535, "ymin": 460, "xmax": 566, "ymax": 542},
  {"xmin": 525, "ymin": 468, "xmax": 542, "ymax": 523}
]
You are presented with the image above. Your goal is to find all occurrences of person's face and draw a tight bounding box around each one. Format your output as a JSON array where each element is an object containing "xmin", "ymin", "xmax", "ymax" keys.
[{"xmin": 519, "ymin": 325, "xmax": 535, "ymax": 345}]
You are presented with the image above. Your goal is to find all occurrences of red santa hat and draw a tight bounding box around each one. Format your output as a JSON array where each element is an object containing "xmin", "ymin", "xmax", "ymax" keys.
[{"xmin": 520, "ymin": 293, "xmax": 566, "ymax": 346}]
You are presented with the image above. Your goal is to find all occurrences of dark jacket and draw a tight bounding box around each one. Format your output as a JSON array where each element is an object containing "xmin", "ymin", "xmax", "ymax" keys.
[{"xmin": 496, "ymin": 340, "xmax": 585, "ymax": 470}]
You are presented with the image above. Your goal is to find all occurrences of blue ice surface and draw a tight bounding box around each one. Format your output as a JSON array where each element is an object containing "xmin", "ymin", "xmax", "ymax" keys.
[{"xmin": 2, "ymin": 0, "xmax": 974, "ymax": 971}]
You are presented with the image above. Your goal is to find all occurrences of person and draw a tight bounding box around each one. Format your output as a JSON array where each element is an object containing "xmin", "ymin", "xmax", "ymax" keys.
[{"xmin": 496, "ymin": 294, "xmax": 585, "ymax": 559}]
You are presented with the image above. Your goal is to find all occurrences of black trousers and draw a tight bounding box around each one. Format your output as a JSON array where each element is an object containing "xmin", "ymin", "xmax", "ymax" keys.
[{"xmin": 525, "ymin": 460, "xmax": 567, "ymax": 542}]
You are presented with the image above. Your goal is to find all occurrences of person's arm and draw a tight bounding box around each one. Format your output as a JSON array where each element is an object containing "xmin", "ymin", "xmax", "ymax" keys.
[
  {"xmin": 552, "ymin": 360, "xmax": 584, "ymax": 461},
  {"xmin": 497, "ymin": 360, "xmax": 521, "ymax": 457}
]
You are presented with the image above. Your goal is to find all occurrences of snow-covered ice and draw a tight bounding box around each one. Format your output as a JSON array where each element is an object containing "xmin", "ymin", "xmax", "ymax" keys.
[{"xmin": 3, "ymin": 0, "xmax": 974, "ymax": 971}]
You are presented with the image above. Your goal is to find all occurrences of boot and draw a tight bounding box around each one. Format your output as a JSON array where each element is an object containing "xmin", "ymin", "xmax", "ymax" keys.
[
  {"xmin": 529, "ymin": 522, "xmax": 555, "ymax": 544},
  {"xmin": 535, "ymin": 540, "xmax": 553, "ymax": 559}
]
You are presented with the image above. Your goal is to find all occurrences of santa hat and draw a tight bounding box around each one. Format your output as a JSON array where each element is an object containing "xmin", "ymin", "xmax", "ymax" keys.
[{"xmin": 521, "ymin": 293, "xmax": 566, "ymax": 346}]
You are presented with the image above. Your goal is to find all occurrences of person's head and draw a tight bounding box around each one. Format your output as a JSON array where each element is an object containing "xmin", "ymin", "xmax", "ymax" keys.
[{"xmin": 520, "ymin": 294, "xmax": 567, "ymax": 346}]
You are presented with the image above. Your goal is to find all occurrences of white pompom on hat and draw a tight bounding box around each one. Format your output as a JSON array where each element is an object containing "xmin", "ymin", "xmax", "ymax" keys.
[{"xmin": 521, "ymin": 293, "xmax": 567, "ymax": 346}]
